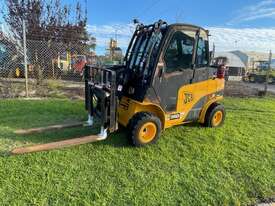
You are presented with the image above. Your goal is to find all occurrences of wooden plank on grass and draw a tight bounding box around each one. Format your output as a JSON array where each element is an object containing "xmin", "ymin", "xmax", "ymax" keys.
[
  {"xmin": 15, "ymin": 122, "xmax": 85, "ymax": 135},
  {"xmin": 11, "ymin": 135, "xmax": 104, "ymax": 155}
]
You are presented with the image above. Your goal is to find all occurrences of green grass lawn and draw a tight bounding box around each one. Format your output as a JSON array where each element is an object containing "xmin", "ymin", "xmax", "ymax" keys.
[{"xmin": 0, "ymin": 97, "xmax": 274, "ymax": 205}]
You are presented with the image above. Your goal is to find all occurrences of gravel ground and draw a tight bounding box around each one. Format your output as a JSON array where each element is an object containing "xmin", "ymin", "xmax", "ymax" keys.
[{"xmin": 244, "ymin": 83, "xmax": 275, "ymax": 94}]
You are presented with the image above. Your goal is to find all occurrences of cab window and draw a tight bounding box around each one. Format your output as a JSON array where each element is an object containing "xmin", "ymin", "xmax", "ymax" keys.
[
  {"xmin": 196, "ymin": 31, "xmax": 209, "ymax": 67},
  {"xmin": 164, "ymin": 31, "xmax": 196, "ymax": 73}
]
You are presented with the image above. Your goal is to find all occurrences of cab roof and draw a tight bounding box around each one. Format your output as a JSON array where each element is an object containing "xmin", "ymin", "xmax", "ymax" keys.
[
  {"xmin": 135, "ymin": 21, "xmax": 208, "ymax": 33},
  {"xmin": 168, "ymin": 23, "xmax": 209, "ymax": 34}
]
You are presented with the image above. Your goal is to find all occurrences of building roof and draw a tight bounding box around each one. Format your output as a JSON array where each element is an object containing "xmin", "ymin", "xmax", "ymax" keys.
[{"xmin": 215, "ymin": 51, "xmax": 247, "ymax": 68}]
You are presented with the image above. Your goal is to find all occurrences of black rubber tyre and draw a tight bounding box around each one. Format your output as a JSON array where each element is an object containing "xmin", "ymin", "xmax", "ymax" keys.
[
  {"xmin": 204, "ymin": 103, "xmax": 226, "ymax": 128},
  {"xmin": 128, "ymin": 112, "xmax": 162, "ymax": 147}
]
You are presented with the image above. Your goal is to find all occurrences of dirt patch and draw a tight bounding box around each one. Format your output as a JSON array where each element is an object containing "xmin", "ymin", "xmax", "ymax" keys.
[
  {"xmin": 224, "ymin": 81, "xmax": 260, "ymax": 97},
  {"xmin": 1, "ymin": 78, "xmax": 272, "ymax": 99},
  {"xmin": 255, "ymin": 196, "xmax": 275, "ymax": 206},
  {"xmin": 60, "ymin": 87, "xmax": 85, "ymax": 100},
  {"xmin": 0, "ymin": 78, "xmax": 84, "ymax": 100}
]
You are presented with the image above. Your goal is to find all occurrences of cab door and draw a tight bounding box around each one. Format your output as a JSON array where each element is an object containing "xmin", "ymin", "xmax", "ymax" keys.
[
  {"xmin": 153, "ymin": 29, "xmax": 197, "ymax": 113},
  {"xmin": 182, "ymin": 30, "xmax": 216, "ymax": 121}
]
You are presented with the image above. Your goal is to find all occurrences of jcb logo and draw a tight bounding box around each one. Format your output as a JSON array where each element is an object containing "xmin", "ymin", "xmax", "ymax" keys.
[{"xmin": 184, "ymin": 93, "xmax": 193, "ymax": 104}]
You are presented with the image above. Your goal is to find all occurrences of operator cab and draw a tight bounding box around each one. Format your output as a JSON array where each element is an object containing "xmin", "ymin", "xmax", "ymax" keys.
[{"xmin": 122, "ymin": 20, "xmax": 214, "ymax": 112}]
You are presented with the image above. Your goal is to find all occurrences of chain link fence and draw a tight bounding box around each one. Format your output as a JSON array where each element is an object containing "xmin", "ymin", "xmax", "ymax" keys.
[
  {"xmin": 1, "ymin": 24, "xmax": 274, "ymax": 99},
  {"xmin": 0, "ymin": 23, "xmax": 98, "ymax": 99}
]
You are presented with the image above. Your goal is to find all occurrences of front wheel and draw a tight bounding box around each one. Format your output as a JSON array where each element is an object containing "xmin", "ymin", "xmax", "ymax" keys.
[
  {"xmin": 205, "ymin": 104, "xmax": 226, "ymax": 128},
  {"xmin": 129, "ymin": 112, "xmax": 162, "ymax": 147}
]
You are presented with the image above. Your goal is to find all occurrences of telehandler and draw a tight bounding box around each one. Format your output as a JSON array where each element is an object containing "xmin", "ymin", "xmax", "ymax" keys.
[{"xmin": 11, "ymin": 20, "xmax": 226, "ymax": 154}]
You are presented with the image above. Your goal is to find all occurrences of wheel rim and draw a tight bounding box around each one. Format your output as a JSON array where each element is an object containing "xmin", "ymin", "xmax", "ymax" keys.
[
  {"xmin": 138, "ymin": 122, "xmax": 157, "ymax": 143},
  {"xmin": 212, "ymin": 111, "xmax": 223, "ymax": 127}
]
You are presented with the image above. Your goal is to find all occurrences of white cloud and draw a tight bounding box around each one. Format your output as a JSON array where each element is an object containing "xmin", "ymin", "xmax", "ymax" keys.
[
  {"xmin": 87, "ymin": 23, "xmax": 135, "ymax": 53},
  {"xmin": 87, "ymin": 24, "xmax": 134, "ymax": 37},
  {"xmin": 88, "ymin": 23, "xmax": 275, "ymax": 54},
  {"xmin": 229, "ymin": 0, "xmax": 275, "ymax": 24},
  {"xmin": 209, "ymin": 27, "xmax": 275, "ymax": 53}
]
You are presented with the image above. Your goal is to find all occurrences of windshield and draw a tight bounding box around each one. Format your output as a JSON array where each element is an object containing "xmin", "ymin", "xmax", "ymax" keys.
[{"xmin": 125, "ymin": 28, "xmax": 166, "ymax": 77}]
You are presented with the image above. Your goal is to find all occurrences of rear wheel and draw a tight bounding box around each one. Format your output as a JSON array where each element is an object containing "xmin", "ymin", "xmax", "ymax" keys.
[
  {"xmin": 205, "ymin": 104, "xmax": 225, "ymax": 128},
  {"xmin": 129, "ymin": 112, "xmax": 162, "ymax": 147}
]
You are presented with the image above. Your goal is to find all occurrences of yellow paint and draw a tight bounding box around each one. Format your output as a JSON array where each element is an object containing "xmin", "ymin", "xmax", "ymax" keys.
[
  {"xmin": 15, "ymin": 68, "xmax": 20, "ymax": 77},
  {"xmin": 138, "ymin": 122, "xmax": 157, "ymax": 144},
  {"xmin": 118, "ymin": 98, "xmax": 166, "ymax": 128},
  {"xmin": 118, "ymin": 78, "xmax": 225, "ymax": 129},
  {"xmin": 55, "ymin": 51, "xmax": 71, "ymax": 71},
  {"xmin": 165, "ymin": 78, "xmax": 224, "ymax": 128}
]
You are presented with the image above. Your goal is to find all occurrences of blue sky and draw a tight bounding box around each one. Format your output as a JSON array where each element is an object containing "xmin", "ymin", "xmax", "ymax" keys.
[
  {"xmin": 1, "ymin": 0, "xmax": 275, "ymax": 54},
  {"xmin": 87, "ymin": 0, "xmax": 274, "ymax": 28},
  {"xmin": 83, "ymin": 0, "xmax": 275, "ymax": 54}
]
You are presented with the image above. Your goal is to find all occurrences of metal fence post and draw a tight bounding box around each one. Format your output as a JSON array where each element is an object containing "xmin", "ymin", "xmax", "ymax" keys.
[
  {"xmin": 23, "ymin": 19, "xmax": 29, "ymax": 97},
  {"xmin": 264, "ymin": 50, "xmax": 272, "ymax": 95}
]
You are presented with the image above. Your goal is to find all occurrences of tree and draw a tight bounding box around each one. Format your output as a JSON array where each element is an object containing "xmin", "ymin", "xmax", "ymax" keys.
[
  {"xmin": 3, "ymin": 0, "xmax": 90, "ymax": 43},
  {"xmin": 1, "ymin": 0, "xmax": 96, "ymax": 79}
]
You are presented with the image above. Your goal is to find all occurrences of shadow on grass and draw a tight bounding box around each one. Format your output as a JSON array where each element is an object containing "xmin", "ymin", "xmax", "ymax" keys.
[
  {"xmin": 0, "ymin": 123, "xmax": 132, "ymax": 157},
  {"xmin": 0, "ymin": 101, "xmax": 228, "ymax": 158}
]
